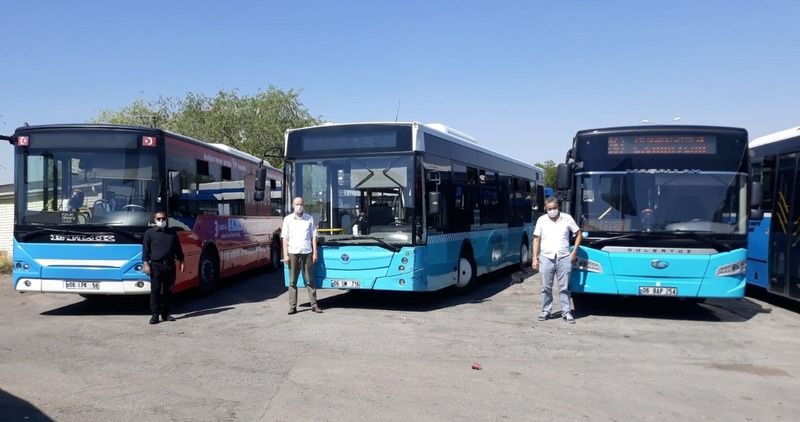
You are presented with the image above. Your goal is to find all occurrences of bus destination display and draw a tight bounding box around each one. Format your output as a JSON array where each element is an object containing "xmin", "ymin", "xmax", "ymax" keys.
[{"xmin": 607, "ymin": 135, "xmax": 717, "ymax": 155}]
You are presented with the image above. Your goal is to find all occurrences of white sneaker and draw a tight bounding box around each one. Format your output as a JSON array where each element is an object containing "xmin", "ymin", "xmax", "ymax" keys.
[
  {"xmin": 563, "ymin": 312, "xmax": 575, "ymax": 324},
  {"xmin": 537, "ymin": 311, "xmax": 549, "ymax": 321}
]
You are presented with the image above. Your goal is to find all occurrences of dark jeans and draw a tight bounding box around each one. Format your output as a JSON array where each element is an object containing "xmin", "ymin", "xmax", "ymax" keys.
[
  {"xmin": 288, "ymin": 253, "xmax": 317, "ymax": 309},
  {"xmin": 150, "ymin": 261, "xmax": 176, "ymax": 315}
]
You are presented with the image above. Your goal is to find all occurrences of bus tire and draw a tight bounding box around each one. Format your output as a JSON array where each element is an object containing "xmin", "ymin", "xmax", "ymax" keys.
[
  {"xmin": 519, "ymin": 236, "xmax": 530, "ymax": 271},
  {"xmin": 455, "ymin": 249, "xmax": 476, "ymax": 289},
  {"xmin": 268, "ymin": 241, "xmax": 282, "ymax": 272},
  {"xmin": 199, "ymin": 248, "xmax": 220, "ymax": 293}
]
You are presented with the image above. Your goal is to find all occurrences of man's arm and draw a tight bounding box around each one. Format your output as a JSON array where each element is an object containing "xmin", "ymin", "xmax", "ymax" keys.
[
  {"xmin": 142, "ymin": 231, "xmax": 151, "ymax": 275},
  {"xmin": 570, "ymin": 228, "xmax": 583, "ymax": 262},
  {"xmin": 174, "ymin": 233, "xmax": 185, "ymax": 273},
  {"xmin": 311, "ymin": 218, "xmax": 318, "ymax": 264},
  {"xmin": 531, "ymin": 236, "xmax": 540, "ymax": 270}
]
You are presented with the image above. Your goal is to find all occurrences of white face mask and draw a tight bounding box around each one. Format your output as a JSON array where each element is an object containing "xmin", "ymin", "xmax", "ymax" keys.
[
  {"xmin": 155, "ymin": 219, "xmax": 167, "ymax": 228},
  {"xmin": 294, "ymin": 205, "xmax": 304, "ymax": 215},
  {"xmin": 547, "ymin": 209, "xmax": 559, "ymax": 219}
]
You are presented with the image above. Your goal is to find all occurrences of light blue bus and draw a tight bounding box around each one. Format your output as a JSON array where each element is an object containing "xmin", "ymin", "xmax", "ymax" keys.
[
  {"xmin": 557, "ymin": 125, "xmax": 756, "ymax": 299},
  {"xmin": 281, "ymin": 122, "xmax": 544, "ymax": 291},
  {"xmin": 747, "ymin": 126, "xmax": 800, "ymax": 302}
]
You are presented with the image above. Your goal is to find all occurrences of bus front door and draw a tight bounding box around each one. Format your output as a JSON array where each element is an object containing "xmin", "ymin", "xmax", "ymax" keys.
[{"xmin": 769, "ymin": 152, "xmax": 800, "ymax": 300}]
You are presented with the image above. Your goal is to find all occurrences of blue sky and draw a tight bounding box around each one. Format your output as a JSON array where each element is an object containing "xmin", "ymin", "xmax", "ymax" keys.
[{"xmin": 2, "ymin": 0, "xmax": 799, "ymax": 184}]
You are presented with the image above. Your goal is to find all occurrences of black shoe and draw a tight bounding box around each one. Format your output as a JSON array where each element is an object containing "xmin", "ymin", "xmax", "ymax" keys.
[
  {"xmin": 149, "ymin": 314, "xmax": 159, "ymax": 325},
  {"xmin": 161, "ymin": 314, "xmax": 176, "ymax": 322},
  {"xmin": 288, "ymin": 308, "xmax": 297, "ymax": 315}
]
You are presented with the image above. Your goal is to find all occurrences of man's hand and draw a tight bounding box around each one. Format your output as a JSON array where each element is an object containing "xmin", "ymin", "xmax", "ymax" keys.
[
  {"xmin": 143, "ymin": 262, "xmax": 150, "ymax": 275},
  {"xmin": 312, "ymin": 252, "xmax": 318, "ymax": 264},
  {"xmin": 531, "ymin": 257, "xmax": 539, "ymax": 271},
  {"xmin": 178, "ymin": 260, "xmax": 185, "ymax": 273},
  {"xmin": 570, "ymin": 251, "xmax": 578, "ymax": 263}
]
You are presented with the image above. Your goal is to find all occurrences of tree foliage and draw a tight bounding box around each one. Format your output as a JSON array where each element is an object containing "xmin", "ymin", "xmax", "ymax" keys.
[
  {"xmin": 93, "ymin": 87, "xmax": 319, "ymax": 167},
  {"xmin": 535, "ymin": 159, "xmax": 557, "ymax": 189}
]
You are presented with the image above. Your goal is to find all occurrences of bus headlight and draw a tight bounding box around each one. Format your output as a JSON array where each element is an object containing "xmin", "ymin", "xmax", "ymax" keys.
[
  {"xmin": 716, "ymin": 260, "xmax": 747, "ymax": 277},
  {"xmin": 574, "ymin": 258, "xmax": 602, "ymax": 274}
]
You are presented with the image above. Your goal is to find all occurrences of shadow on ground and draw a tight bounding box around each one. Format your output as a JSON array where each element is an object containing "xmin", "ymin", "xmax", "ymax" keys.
[
  {"xmin": 0, "ymin": 389, "xmax": 53, "ymax": 422},
  {"xmin": 312, "ymin": 267, "xmax": 521, "ymax": 313},
  {"xmin": 745, "ymin": 284, "xmax": 800, "ymax": 314},
  {"xmin": 572, "ymin": 294, "xmax": 771, "ymax": 322},
  {"xmin": 39, "ymin": 267, "xmax": 287, "ymax": 317}
]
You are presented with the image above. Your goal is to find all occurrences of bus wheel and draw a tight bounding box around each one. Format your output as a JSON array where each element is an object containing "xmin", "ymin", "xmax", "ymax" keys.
[
  {"xmin": 519, "ymin": 239, "xmax": 530, "ymax": 271},
  {"xmin": 199, "ymin": 250, "xmax": 220, "ymax": 293},
  {"xmin": 455, "ymin": 253, "xmax": 476, "ymax": 289},
  {"xmin": 268, "ymin": 242, "xmax": 282, "ymax": 272}
]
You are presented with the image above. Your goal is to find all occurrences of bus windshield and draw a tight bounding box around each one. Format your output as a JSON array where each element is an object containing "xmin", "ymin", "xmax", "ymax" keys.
[
  {"xmin": 289, "ymin": 155, "xmax": 417, "ymax": 245},
  {"xmin": 576, "ymin": 171, "xmax": 748, "ymax": 234},
  {"xmin": 16, "ymin": 131, "xmax": 160, "ymax": 227}
]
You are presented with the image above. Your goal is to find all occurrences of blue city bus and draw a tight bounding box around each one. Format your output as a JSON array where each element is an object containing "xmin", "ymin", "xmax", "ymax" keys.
[
  {"xmin": 557, "ymin": 125, "xmax": 754, "ymax": 299},
  {"xmin": 281, "ymin": 122, "xmax": 544, "ymax": 291},
  {"xmin": 747, "ymin": 126, "xmax": 800, "ymax": 301},
  {"xmin": 8, "ymin": 124, "xmax": 282, "ymax": 297}
]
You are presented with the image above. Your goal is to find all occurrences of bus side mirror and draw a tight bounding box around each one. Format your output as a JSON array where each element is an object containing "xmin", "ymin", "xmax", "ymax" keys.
[
  {"xmin": 427, "ymin": 192, "xmax": 441, "ymax": 215},
  {"xmin": 750, "ymin": 181, "xmax": 762, "ymax": 208},
  {"xmin": 556, "ymin": 164, "xmax": 571, "ymax": 190},
  {"xmin": 168, "ymin": 171, "xmax": 182, "ymax": 196},
  {"xmin": 254, "ymin": 167, "xmax": 267, "ymax": 202}
]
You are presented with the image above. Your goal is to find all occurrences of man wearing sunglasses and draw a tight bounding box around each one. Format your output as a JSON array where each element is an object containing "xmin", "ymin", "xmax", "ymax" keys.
[
  {"xmin": 142, "ymin": 211, "xmax": 185, "ymax": 325},
  {"xmin": 532, "ymin": 197, "xmax": 582, "ymax": 324}
]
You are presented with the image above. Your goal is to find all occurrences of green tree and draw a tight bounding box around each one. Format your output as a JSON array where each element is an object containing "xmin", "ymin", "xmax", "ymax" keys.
[
  {"xmin": 535, "ymin": 159, "xmax": 557, "ymax": 189},
  {"xmin": 93, "ymin": 87, "xmax": 319, "ymax": 167}
]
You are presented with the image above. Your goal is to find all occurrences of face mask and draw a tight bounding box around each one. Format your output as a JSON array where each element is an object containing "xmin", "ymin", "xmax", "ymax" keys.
[
  {"xmin": 294, "ymin": 205, "xmax": 304, "ymax": 215},
  {"xmin": 155, "ymin": 220, "xmax": 167, "ymax": 228},
  {"xmin": 547, "ymin": 209, "xmax": 559, "ymax": 218}
]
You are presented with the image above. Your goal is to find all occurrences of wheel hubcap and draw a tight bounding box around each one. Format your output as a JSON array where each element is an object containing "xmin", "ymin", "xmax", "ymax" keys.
[
  {"xmin": 456, "ymin": 258, "xmax": 472, "ymax": 287},
  {"xmin": 521, "ymin": 244, "xmax": 530, "ymax": 266}
]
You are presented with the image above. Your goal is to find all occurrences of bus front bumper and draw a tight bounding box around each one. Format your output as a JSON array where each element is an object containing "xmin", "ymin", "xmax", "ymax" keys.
[{"xmin": 15, "ymin": 278, "xmax": 152, "ymax": 295}]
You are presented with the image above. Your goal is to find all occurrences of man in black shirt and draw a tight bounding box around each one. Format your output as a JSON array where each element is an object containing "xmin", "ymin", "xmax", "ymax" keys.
[{"xmin": 142, "ymin": 211, "xmax": 185, "ymax": 325}]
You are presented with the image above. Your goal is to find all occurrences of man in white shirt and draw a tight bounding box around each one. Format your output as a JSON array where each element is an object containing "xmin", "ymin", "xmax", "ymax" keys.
[
  {"xmin": 282, "ymin": 197, "xmax": 322, "ymax": 315},
  {"xmin": 532, "ymin": 197, "xmax": 582, "ymax": 324}
]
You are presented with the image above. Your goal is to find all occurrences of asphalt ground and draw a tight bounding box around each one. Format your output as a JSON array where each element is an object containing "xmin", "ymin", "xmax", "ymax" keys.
[{"xmin": 1, "ymin": 269, "xmax": 799, "ymax": 422}]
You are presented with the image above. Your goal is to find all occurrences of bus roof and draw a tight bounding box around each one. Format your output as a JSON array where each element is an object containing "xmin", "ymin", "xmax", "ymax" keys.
[
  {"xmin": 286, "ymin": 121, "xmax": 542, "ymax": 173},
  {"xmin": 14, "ymin": 123, "xmax": 277, "ymax": 169},
  {"xmin": 749, "ymin": 125, "xmax": 800, "ymax": 148},
  {"xmin": 574, "ymin": 124, "xmax": 748, "ymax": 139}
]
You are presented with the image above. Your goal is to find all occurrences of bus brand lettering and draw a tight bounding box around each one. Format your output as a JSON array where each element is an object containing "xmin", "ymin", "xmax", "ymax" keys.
[{"xmin": 50, "ymin": 234, "xmax": 116, "ymax": 242}]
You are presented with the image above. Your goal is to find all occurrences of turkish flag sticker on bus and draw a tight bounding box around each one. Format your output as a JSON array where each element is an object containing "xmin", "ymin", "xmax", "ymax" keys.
[
  {"xmin": 17, "ymin": 135, "xmax": 29, "ymax": 146},
  {"xmin": 141, "ymin": 135, "xmax": 157, "ymax": 147}
]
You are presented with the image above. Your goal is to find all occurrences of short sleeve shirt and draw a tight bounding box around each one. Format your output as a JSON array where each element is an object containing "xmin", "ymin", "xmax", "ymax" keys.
[
  {"xmin": 281, "ymin": 213, "xmax": 317, "ymax": 254},
  {"xmin": 533, "ymin": 213, "xmax": 580, "ymax": 259}
]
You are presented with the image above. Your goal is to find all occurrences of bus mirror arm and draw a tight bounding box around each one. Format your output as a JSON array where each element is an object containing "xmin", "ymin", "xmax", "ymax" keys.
[{"xmin": 1, "ymin": 135, "xmax": 12, "ymax": 144}]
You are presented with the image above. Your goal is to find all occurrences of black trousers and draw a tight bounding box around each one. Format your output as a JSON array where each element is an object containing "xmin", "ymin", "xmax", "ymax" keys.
[{"xmin": 150, "ymin": 262, "xmax": 176, "ymax": 315}]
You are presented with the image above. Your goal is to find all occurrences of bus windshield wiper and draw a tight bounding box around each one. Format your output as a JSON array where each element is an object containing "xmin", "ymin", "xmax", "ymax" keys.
[
  {"xmin": 321, "ymin": 235, "xmax": 400, "ymax": 252},
  {"xmin": 590, "ymin": 233, "xmax": 645, "ymax": 247},
  {"xmin": 658, "ymin": 230, "xmax": 732, "ymax": 250}
]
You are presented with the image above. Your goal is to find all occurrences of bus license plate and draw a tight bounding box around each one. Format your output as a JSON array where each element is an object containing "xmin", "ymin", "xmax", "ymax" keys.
[
  {"xmin": 331, "ymin": 280, "xmax": 360, "ymax": 288},
  {"xmin": 65, "ymin": 281, "xmax": 100, "ymax": 290},
  {"xmin": 638, "ymin": 286, "xmax": 677, "ymax": 296}
]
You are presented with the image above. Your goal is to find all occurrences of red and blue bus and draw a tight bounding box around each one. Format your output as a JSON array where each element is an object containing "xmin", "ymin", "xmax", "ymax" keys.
[{"xmin": 9, "ymin": 124, "xmax": 282, "ymax": 296}]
